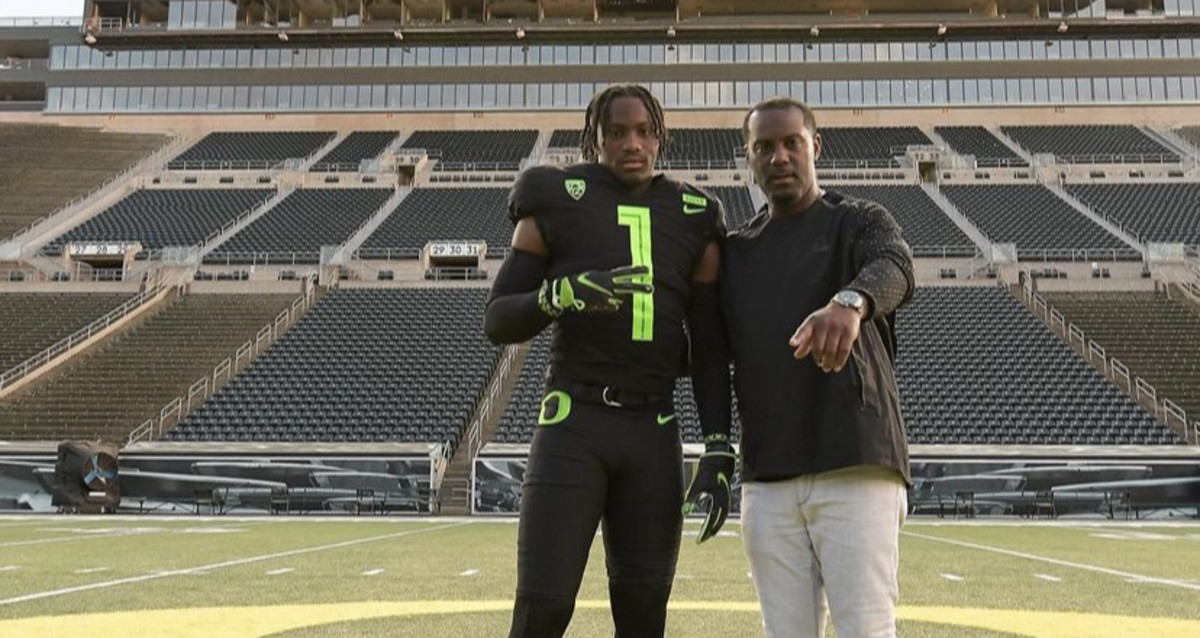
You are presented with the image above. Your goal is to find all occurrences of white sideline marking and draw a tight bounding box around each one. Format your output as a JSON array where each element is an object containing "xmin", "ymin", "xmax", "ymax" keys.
[
  {"xmin": 0, "ymin": 522, "xmax": 470, "ymax": 607},
  {"xmin": 903, "ymin": 530, "xmax": 1200, "ymax": 592},
  {"xmin": 939, "ymin": 573, "xmax": 964, "ymax": 582},
  {"xmin": 266, "ymin": 568, "xmax": 293, "ymax": 576},
  {"xmin": 459, "ymin": 569, "xmax": 479, "ymax": 577},
  {"xmin": 675, "ymin": 574, "xmax": 694, "ymax": 581},
  {"xmin": 0, "ymin": 530, "xmax": 158, "ymax": 548},
  {"xmin": 362, "ymin": 569, "xmax": 385, "ymax": 576},
  {"xmin": 1034, "ymin": 574, "xmax": 1062, "ymax": 582},
  {"xmin": 0, "ymin": 566, "xmax": 20, "ymax": 572},
  {"xmin": 73, "ymin": 567, "xmax": 109, "ymax": 575}
]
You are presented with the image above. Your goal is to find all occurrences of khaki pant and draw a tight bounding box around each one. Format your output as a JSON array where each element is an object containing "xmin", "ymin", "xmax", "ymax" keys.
[{"xmin": 741, "ymin": 465, "xmax": 907, "ymax": 638}]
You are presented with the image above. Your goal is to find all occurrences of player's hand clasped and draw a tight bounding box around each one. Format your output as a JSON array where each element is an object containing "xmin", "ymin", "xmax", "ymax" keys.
[
  {"xmin": 538, "ymin": 264, "xmax": 653, "ymax": 316},
  {"xmin": 682, "ymin": 436, "xmax": 736, "ymax": 544},
  {"xmin": 789, "ymin": 302, "xmax": 862, "ymax": 373}
]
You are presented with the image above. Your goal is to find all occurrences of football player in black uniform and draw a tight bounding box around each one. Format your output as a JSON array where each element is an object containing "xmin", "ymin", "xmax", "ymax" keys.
[{"xmin": 484, "ymin": 84, "xmax": 731, "ymax": 637}]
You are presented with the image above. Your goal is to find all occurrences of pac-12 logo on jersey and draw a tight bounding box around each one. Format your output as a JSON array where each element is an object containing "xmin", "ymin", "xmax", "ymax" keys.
[
  {"xmin": 565, "ymin": 178, "xmax": 587, "ymax": 201},
  {"xmin": 682, "ymin": 193, "xmax": 707, "ymax": 215}
]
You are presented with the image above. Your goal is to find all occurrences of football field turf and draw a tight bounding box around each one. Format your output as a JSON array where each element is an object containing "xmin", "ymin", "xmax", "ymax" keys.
[{"xmin": 1, "ymin": 517, "xmax": 1198, "ymax": 637}]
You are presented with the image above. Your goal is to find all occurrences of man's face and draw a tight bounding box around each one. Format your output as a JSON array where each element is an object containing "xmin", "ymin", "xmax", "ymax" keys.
[
  {"xmin": 746, "ymin": 107, "xmax": 822, "ymax": 207},
  {"xmin": 598, "ymin": 96, "xmax": 660, "ymax": 188}
]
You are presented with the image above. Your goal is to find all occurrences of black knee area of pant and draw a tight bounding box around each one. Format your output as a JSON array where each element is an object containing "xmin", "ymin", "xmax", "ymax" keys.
[
  {"xmin": 509, "ymin": 592, "xmax": 576, "ymax": 638},
  {"xmin": 608, "ymin": 579, "xmax": 673, "ymax": 637}
]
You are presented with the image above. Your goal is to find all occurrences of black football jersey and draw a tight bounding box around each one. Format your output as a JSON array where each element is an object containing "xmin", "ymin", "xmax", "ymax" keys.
[{"xmin": 509, "ymin": 163, "xmax": 725, "ymax": 394}]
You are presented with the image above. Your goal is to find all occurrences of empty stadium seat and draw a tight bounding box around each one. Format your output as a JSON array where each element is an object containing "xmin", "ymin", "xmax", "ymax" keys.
[
  {"xmin": 0, "ymin": 293, "xmax": 132, "ymax": 372},
  {"xmin": 707, "ymin": 185, "xmax": 757, "ymax": 230},
  {"xmin": 898, "ymin": 286, "xmax": 1178, "ymax": 445},
  {"xmin": 205, "ymin": 188, "xmax": 393, "ymax": 264},
  {"xmin": 1000, "ymin": 125, "xmax": 1178, "ymax": 163},
  {"xmin": 39, "ymin": 189, "xmax": 276, "ymax": 256},
  {"xmin": 358, "ymin": 188, "xmax": 510, "ymax": 259},
  {"xmin": 0, "ymin": 294, "xmax": 298, "ymax": 443},
  {"xmin": 941, "ymin": 184, "xmax": 1137, "ymax": 260},
  {"xmin": 818, "ymin": 127, "xmax": 933, "ymax": 168},
  {"xmin": 1065, "ymin": 183, "xmax": 1200, "ymax": 247},
  {"xmin": 168, "ymin": 288, "xmax": 497, "ymax": 446},
  {"xmin": 403, "ymin": 130, "xmax": 537, "ymax": 172},
  {"xmin": 833, "ymin": 185, "xmax": 977, "ymax": 257},
  {"xmin": 1041, "ymin": 290, "xmax": 1200, "ymax": 436},
  {"xmin": 168, "ymin": 131, "xmax": 336, "ymax": 169},
  {"xmin": 935, "ymin": 126, "xmax": 1029, "ymax": 167},
  {"xmin": 0, "ymin": 124, "xmax": 167, "ymax": 240},
  {"xmin": 310, "ymin": 131, "xmax": 399, "ymax": 172}
]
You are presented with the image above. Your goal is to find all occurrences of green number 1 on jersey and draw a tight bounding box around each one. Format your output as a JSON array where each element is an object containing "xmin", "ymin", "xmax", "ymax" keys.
[{"xmin": 617, "ymin": 205, "xmax": 654, "ymax": 342}]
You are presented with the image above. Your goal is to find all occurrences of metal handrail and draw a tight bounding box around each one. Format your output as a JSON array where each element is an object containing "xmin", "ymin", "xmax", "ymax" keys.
[
  {"xmin": 1055, "ymin": 152, "xmax": 1181, "ymax": 165},
  {"xmin": 126, "ymin": 277, "xmax": 318, "ymax": 445},
  {"xmin": 7, "ymin": 134, "xmax": 182, "ymax": 245},
  {"xmin": 0, "ymin": 279, "xmax": 172, "ymax": 393},
  {"xmin": 0, "ymin": 17, "xmax": 82, "ymax": 27},
  {"xmin": 1018, "ymin": 281, "xmax": 1192, "ymax": 443},
  {"xmin": 198, "ymin": 187, "xmax": 290, "ymax": 254}
]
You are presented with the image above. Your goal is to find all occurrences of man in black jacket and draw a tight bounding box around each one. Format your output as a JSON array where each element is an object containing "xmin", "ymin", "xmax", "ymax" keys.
[{"xmin": 692, "ymin": 97, "xmax": 914, "ymax": 637}]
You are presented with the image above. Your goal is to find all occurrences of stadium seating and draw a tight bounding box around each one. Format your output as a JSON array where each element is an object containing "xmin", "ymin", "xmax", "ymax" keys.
[
  {"xmin": 168, "ymin": 288, "xmax": 497, "ymax": 445},
  {"xmin": 544, "ymin": 128, "xmax": 743, "ymax": 167},
  {"xmin": 0, "ymin": 293, "xmax": 298, "ymax": 443},
  {"xmin": 832, "ymin": 185, "xmax": 977, "ymax": 257},
  {"xmin": 547, "ymin": 129, "xmax": 580, "ymax": 149},
  {"xmin": 818, "ymin": 127, "xmax": 933, "ymax": 168},
  {"xmin": 898, "ymin": 286, "xmax": 1178, "ymax": 445},
  {"xmin": 1176, "ymin": 126, "xmax": 1200, "ymax": 150},
  {"xmin": 934, "ymin": 126, "xmax": 1029, "ymax": 167},
  {"xmin": 310, "ymin": 131, "xmax": 399, "ymax": 172},
  {"xmin": 1065, "ymin": 183, "xmax": 1200, "ymax": 247},
  {"xmin": 940, "ymin": 184, "xmax": 1137, "ymax": 260},
  {"xmin": 0, "ymin": 293, "xmax": 132, "ymax": 372},
  {"xmin": 659, "ymin": 128, "xmax": 743, "ymax": 169},
  {"xmin": 0, "ymin": 124, "xmax": 167, "ymax": 240},
  {"xmin": 40, "ymin": 188, "xmax": 276, "ymax": 256},
  {"xmin": 358, "ymin": 187, "xmax": 510, "ymax": 259},
  {"xmin": 204, "ymin": 188, "xmax": 393, "ymax": 264},
  {"xmin": 707, "ymin": 185, "xmax": 757, "ymax": 229},
  {"xmin": 1040, "ymin": 290, "xmax": 1200, "ymax": 434},
  {"xmin": 167, "ymin": 131, "xmax": 336, "ymax": 169},
  {"xmin": 402, "ymin": 130, "xmax": 538, "ymax": 171},
  {"xmin": 999, "ymin": 125, "xmax": 1178, "ymax": 163}
]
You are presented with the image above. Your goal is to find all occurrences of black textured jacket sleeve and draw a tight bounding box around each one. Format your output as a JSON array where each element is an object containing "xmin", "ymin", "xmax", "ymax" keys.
[{"xmin": 845, "ymin": 203, "xmax": 915, "ymax": 320}]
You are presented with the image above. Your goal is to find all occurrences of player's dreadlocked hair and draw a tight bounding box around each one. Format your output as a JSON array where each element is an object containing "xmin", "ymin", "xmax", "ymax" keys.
[{"xmin": 579, "ymin": 84, "xmax": 668, "ymax": 162}]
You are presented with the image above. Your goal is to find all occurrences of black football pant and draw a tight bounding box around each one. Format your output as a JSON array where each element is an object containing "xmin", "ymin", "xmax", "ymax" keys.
[{"xmin": 509, "ymin": 396, "xmax": 683, "ymax": 638}]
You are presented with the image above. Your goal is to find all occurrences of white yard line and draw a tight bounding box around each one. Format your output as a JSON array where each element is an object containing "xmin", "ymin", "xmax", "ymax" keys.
[
  {"xmin": 0, "ymin": 531, "xmax": 158, "ymax": 548},
  {"xmin": 939, "ymin": 573, "xmax": 965, "ymax": 582},
  {"xmin": 459, "ymin": 568, "xmax": 479, "ymax": 577},
  {"xmin": 0, "ymin": 566, "xmax": 20, "ymax": 572},
  {"xmin": 903, "ymin": 530, "xmax": 1200, "ymax": 592},
  {"xmin": 265, "ymin": 568, "xmax": 294, "ymax": 576},
  {"xmin": 362, "ymin": 569, "xmax": 385, "ymax": 576},
  {"xmin": 1034, "ymin": 574, "xmax": 1062, "ymax": 582},
  {"xmin": 0, "ymin": 522, "xmax": 470, "ymax": 607},
  {"xmin": 72, "ymin": 567, "xmax": 109, "ymax": 575}
]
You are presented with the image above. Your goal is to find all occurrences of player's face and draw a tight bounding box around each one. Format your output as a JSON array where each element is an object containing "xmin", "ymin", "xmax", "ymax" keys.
[
  {"xmin": 746, "ymin": 107, "xmax": 822, "ymax": 208},
  {"xmin": 598, "ymin": 96, "xmax": 660, "ymax": 189}
]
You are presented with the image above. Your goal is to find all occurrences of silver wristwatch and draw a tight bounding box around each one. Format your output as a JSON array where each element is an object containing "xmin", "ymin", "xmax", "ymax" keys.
[{"xmin": 831, "ymin": 289, "xmax": 867, "ymax": 318}]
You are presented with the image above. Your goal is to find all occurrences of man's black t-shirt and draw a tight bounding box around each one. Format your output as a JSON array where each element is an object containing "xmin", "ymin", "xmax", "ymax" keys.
[
  {"xmin": 722, "ymin": 191, "xmax": 913, "ymax": 484},
  {"xmin": 510, "ymin": 163, "xmax": 724, "ymax": 395}
]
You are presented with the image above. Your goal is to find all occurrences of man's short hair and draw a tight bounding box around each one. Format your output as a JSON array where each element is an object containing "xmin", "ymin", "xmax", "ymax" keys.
[{"xmin": 742, "ymin": 97, "xmax": 817, "ymax": 143}]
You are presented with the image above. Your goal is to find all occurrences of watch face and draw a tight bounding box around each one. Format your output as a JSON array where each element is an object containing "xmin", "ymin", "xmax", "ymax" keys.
[{"xmin": 836, "ymin": 291, "xmax": 864, "ymax": 309}]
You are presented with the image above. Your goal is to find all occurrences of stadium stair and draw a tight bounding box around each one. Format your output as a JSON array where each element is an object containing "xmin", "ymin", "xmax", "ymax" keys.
[
  {"xmin": 1038, "ymin": 287, "xmax": 1200, "ymax": 442},
  {"xmin": 0, "ymin": 291, "xmax": 301, "ymax": 444},
  {"xmin": 1040, "ymin": 181, "xmax": 1145, "ymax": 256},
  {"xmin": 438, "ymin": 341, "xmax": 533, "ymax": 516},
  {"xmin": 0, "ymin": 124, "xmax": 170, "ymax": 242}
]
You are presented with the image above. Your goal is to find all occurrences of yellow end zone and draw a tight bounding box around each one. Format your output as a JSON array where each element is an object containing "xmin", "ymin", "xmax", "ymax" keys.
[{"xmin": 2, "ymin": 601, "xmax": 1198, "ymax": 638}]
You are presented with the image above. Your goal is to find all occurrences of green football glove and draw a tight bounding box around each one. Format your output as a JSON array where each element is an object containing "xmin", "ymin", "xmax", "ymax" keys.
[
  {"xmin": 682, "ymin": 435, "xmax": 736, "ymax": 544},
  {"xmin": 538, "ymin": 264, "xmax": 653, "ymax": 316}
]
